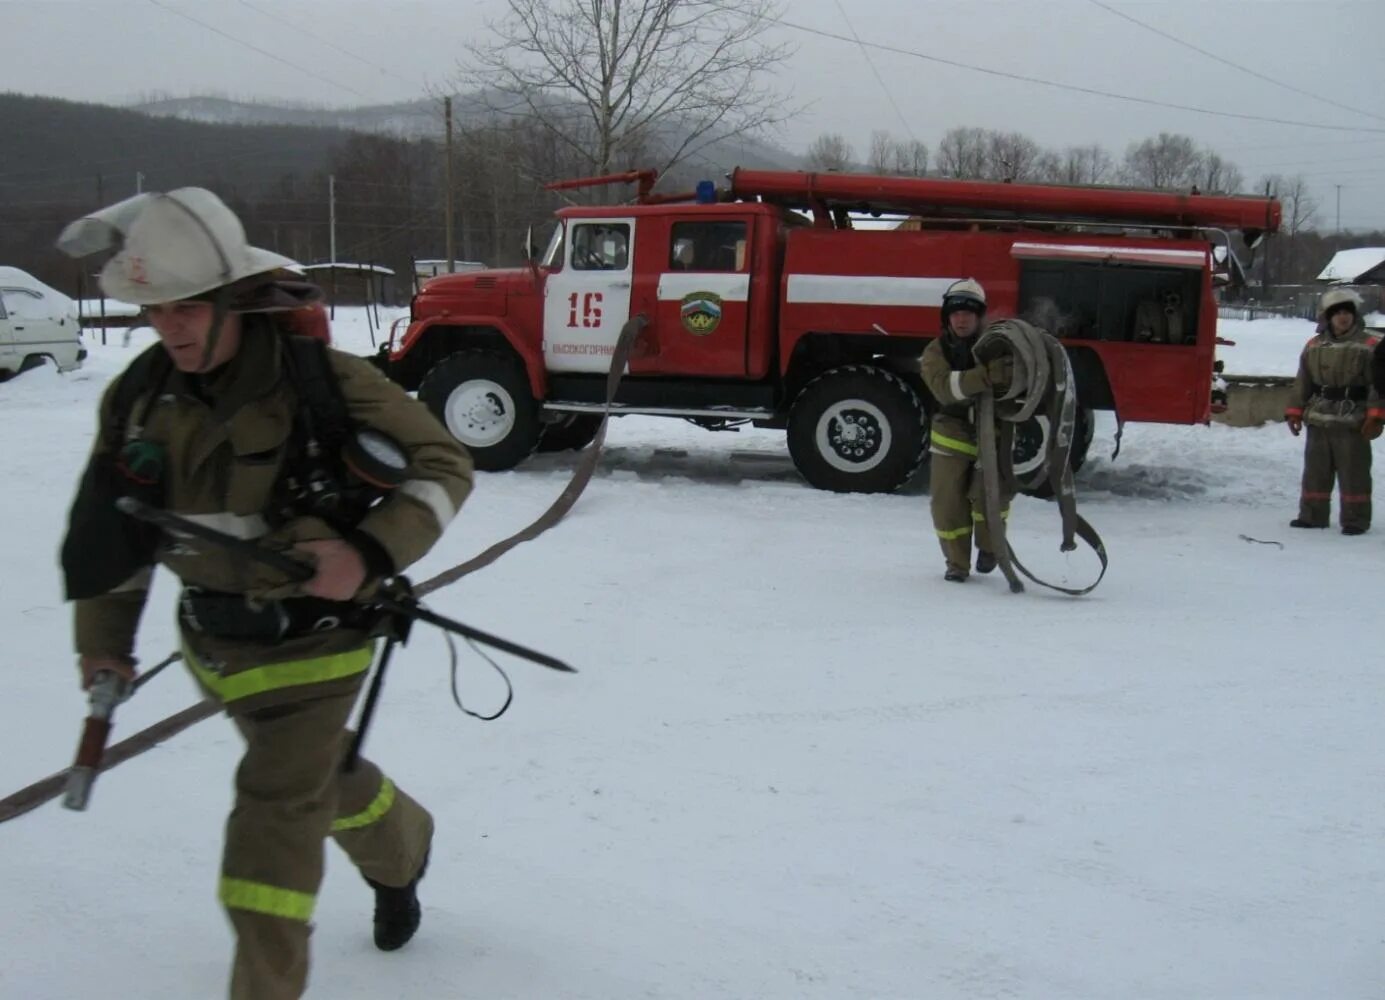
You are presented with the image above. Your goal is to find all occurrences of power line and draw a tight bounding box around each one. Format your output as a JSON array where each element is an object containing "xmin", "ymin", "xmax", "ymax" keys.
[
  {"xmin": 1085, "ymin": 0, "xmax": 1385, "ymax": 126},
  {"xmin": 230, "ymin": 0, "xmax": 425, "ymax": 93},
  {"xmin": 1222, "ymin": 136, "xmax": 1385, "ymax": 154},
  {"xmin": 773, "ymin": 17, "xmax": 1385, "ymax": 135},
  {"xmin": 144, "ymin": 0, "xmax": 368, "ymax": 100},
  {"xmin": 829, "ymin": 0, "xmax": 918, "ymax": 144},
  {"xmin": 1243, "ymin": 152, "xmax": 1385, "ymax": 171}
]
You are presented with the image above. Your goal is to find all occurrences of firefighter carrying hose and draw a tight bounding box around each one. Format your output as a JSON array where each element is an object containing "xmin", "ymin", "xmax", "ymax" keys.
[
  {"xmin": 919, "ymin": 279, "xmax": 1015, "ymax": 581},
  {"xmin": 57, "ymin": 188, "xmax": 474, "ymax": 999},
  {"xmin": 1286, "ymin": 287, "xmax": 1382, "ymax": 535}
]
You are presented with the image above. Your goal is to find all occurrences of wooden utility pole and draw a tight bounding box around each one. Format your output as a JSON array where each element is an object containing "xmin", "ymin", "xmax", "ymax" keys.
[
  {"xmin": 444, "ymin": 96, "xmax": 456, "ymax": 274},
  {"xmin": 329, "ymin": 173, "xmax": 337, "ymax": 265}
]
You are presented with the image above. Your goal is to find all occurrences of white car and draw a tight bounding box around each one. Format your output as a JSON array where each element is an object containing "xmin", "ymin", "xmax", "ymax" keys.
[{"xmin": 0, "ymin": 266, "xmax": 86, "ymax": 379}]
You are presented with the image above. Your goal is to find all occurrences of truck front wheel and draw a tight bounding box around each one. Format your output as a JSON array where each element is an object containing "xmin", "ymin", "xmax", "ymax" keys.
[
  {"xmin": 787, "ymin": 365, "xmax": 928, "ymax": 493},
  {"xmin": 419, "ymin": 350, "xmax": 541, "ymax": 470}
]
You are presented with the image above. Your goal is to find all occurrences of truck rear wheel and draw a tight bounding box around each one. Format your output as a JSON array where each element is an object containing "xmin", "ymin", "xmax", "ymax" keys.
[
  {"xmin": 419, "ymin": 350, "xmax": 541, "ymax": 471},
  {"xmin": 787, "ymin": 365, "xmax": 928, "ymax": 493},
  {"xmin": 1013, "ymin": 404, "xmax": 1093, "ymax": 498},
  {"xmin": 537, "ymin": 413, "xmax": 603, "ymax": 453}
]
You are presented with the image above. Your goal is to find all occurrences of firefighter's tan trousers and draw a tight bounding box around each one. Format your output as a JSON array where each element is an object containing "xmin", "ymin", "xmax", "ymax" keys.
[
  {"xmin": 223, "ymin": 687, "xmax": 433, "ymax": 1000},
  {"xmin": 1299, "ymin": 425, "xmax": 1372, "ymax": 532},
  {"xmin": 930, "ymin": 451, "xmax": 1014, "ymax": 575}
]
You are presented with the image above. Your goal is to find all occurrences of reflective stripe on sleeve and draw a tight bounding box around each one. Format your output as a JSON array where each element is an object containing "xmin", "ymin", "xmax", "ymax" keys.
[{"xmin": 400, "ymin": 479, "xmax": 458, "ymax": 530}]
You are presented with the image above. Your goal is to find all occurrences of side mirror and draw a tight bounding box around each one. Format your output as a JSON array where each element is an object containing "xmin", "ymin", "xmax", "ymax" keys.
[
  {"xmin": 522, "ymin": 225, "xmax": 536, "ymax": 262},
  {"xmin": 1243, "ymin": 229, "xmax": 1265, "ymax": 250}
]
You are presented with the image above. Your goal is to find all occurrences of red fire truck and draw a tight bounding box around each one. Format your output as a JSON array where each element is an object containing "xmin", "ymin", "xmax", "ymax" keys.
[{"xmin": 383, "ymin": 168, "xmax": 1281, "ymax": 492}]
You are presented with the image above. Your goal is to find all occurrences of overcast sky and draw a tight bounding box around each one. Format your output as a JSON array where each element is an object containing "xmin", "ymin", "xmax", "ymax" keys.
[{"xmin": 5, "ymin": 0, "xmax": 1384, "ymax": 229}]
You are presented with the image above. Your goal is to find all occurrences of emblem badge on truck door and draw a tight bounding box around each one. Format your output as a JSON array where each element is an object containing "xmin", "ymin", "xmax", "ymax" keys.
[{"xmin": 680, "ymin": 292, "xmax": 723, "ymax": 335}]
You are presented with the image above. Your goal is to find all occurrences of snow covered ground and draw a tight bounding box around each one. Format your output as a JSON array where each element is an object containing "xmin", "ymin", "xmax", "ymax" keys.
[{"xmin": 2, "ymin": 312, "xmax": 1381, "ymax": 999}]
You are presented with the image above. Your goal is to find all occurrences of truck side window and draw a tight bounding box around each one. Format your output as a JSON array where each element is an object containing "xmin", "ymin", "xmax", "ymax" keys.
[
  {"xmin": 669, "ymin": 221, "xmax": 747, "ymax": 272},
  {"xmin": 1018, "ymin": 263, "xmax": 1200, "ymax": 346},
  {"xmin": 571, "ymin": 223, "xmax": 631, "ymax": 271}
]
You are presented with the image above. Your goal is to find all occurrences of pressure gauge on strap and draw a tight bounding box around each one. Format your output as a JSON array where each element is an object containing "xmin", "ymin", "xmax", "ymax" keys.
[{"xmin": 343, "ymin": 428, "xmax": 409, "ymax": 490}]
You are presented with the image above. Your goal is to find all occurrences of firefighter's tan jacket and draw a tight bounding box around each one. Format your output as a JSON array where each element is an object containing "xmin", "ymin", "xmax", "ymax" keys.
[
  {"xmin": 72, "ymin": 325, "xmax": 473, "ymax": 712},
  {"xmin": 1286, "ymin": 318, "xmax": 1384, "ymax": 429},
  {"xmin": 920, "ymin": 335, "xmax": 991, "ymax": 459}
]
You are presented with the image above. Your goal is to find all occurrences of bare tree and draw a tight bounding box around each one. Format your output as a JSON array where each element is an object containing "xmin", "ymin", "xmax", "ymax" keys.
[
  {"xmin": 1120, "ymin": 132, "xmax": 1201, "ymax": 189},
  {"xmin": 891, "ymin": 138, "xmax": 928, "ymax": 177},
  {"xmin": 1033, "ymin": 151, "xmax": 1064, "ymax": 184},
  {"xmin": 1049, "ymin": 144, "xmax": 1114, "ymax": 185},
  {"xmin": 457, "ymin": 0, "xmax": 793, "ymax": 180},
  {"xmin": 936, "ymin": 126, "xmax": 988, "ymax": 179},
  {"xmin": 1196, "ymin": 152, "xmax": 1245, "ymax": 194},
  {"xmin": 983, "ymin": 130, "xmax": 1043, "ymax": 181},
  {"xmin": 868, "ymin": 130, "xmax": 894, "ymax": 173},
  {"xmin": 1258, "ymin": 172, "xmax": 1319, "ymax": 288},
  {"xmin": 806, "ymin": 132, "xmax": 855, "ymax": 171}
]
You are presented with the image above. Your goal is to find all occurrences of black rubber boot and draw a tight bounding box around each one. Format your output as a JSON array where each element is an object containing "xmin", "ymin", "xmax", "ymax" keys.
[
  {"xmin": 1342, "ymin": 525, "xmax": 1367, "ymax": 536},
  {"xmin": 366, "ymin": 853, "xmax": 428, "ymax": 951},
  {"xmin": 944, "ymin": 568, "xmax": 967, "ymax": 583},
  {"xmin": 975, "ymin": 550, "xmax": 997, "ymax": 574},
  {"xmin": 1289, "ymin": 519, "xmax": 1325, "ymax": 528}
]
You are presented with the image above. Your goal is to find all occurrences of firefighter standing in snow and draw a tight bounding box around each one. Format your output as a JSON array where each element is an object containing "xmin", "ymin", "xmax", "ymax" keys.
[
  {"xmin": 58, "ymin": 189, "xmax": 473, "ymax": 1000},
  {"xmin": 919, "ymin": 279, "xmax": 1015, "ymax": 582},
  {"xmin": 1285, "ymin": 288, "xmax": 1382, "ymax": 535}
]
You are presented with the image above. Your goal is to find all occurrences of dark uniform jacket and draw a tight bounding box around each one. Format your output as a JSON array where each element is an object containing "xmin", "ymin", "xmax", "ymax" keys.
[
  {"xmin": 920, "ymin": 332, "xmax": 992, "ymax": 459},
  {"xmin": 1287, "ymin": 317, "xmax": 1381, "ymax": 430},
  {"xmin": 70, "ymin": 323, "xmax": 474, "ymax": 712}
]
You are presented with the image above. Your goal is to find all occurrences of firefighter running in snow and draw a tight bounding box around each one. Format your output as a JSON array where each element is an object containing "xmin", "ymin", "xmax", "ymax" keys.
[
  {"xmin": 58, "ymin": 189, "xmax": 473, "ymax": 1000},
  {"xmin": 1285, "ymin": 287, "xmax": 1383, "ymax": 535},
  {"xmin": 920, "ymin": 279, "xmax": 1015, "ymax": 582}
]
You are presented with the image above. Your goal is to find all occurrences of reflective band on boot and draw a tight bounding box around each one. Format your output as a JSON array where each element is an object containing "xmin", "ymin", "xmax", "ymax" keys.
[
  {"xmin": 332, "ymin": 778, "xmax": 396, "ymax": 832},
  {"xmin": 972, "ymin": 509, "xmax": 1011, "ymax": 523},
  {"xmin": 183, "ymin": 645, "xmax": 373, "ymax": 704},
  {"xmin": 930, "ymin": 431, "xmax": 978, "ymax": 456},
  {"xmin": 219, "ymin": 876, "xmax": 316, "ymax": 922},
  {"xmin": 936, "ymin": 525, "xmax": 972, "ymax": 540}
]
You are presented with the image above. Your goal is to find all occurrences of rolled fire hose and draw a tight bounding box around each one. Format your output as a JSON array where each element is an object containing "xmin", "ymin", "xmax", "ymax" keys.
[{"xmin": 973, "ymin": 319, "xmax": 1108, "ymax": 596}]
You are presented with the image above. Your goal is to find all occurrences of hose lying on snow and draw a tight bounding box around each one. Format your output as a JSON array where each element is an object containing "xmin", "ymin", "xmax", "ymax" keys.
[{"xmin": 972, "ymin": 319, "xmax": 1108, "ymax": 596}]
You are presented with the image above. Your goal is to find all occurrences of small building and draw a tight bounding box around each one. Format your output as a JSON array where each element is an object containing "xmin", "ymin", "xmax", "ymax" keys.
[
  {"xmin": 1317, "ymin": 247, "xmax": 1385, "ymax": 284},
  {"xmin": 414, "ymin": 259, "xmax": 487, "ymax": 283},
  {"xmin": 1315, "ymin": 247, "xmax": 1385, "ymax": 318},
  {"xmin": 300, "ymin": 262, "xmax": 396, "ymax": 307}
]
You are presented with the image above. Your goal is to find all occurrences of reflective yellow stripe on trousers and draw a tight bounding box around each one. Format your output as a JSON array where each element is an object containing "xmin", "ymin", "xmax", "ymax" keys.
[
  {"xmin": 219, "ymin": 876, "xmax": 316, "ymax": 922},
  {"xmin": 930, "ymin": 430, "xmax": 978, "ymax": 456},
  {"xmin": 332, "ymin": 778, "xmax": 396, "ymax": 832},
  {"xmin": 936, "ymin": 525, "xmax": 972, "ymax": 540},
  {"xmin": 182, "ymin": 644, "xmax": 374, "ymax": 704}
]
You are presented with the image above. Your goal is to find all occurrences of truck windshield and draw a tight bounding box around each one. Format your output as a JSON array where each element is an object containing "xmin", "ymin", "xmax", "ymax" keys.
[{"xmin": 541, "ymin": 225, "xmax": 565, "ymax": 269}]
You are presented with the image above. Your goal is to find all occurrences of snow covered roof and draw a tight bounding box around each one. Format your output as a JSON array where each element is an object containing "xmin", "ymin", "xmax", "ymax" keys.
[{"xmin": 1316, "ymin": 247, "xmax": 1385, "ymax": 283}]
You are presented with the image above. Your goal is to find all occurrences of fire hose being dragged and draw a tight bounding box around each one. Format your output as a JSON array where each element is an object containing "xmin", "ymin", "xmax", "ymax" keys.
[
  {"xmin": 971, "ymin": 318, "xmax": 1109, "ymax": 596},
  {"xmin": 0, "ymin": 316, "xmax": 649, "ymax": 826}
]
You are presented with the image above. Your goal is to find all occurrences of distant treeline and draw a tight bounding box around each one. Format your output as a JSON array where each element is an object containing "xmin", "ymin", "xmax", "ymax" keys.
[{"xmin": 2, "ymin": 93, "xmax": 1380, "ymax": 303}]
